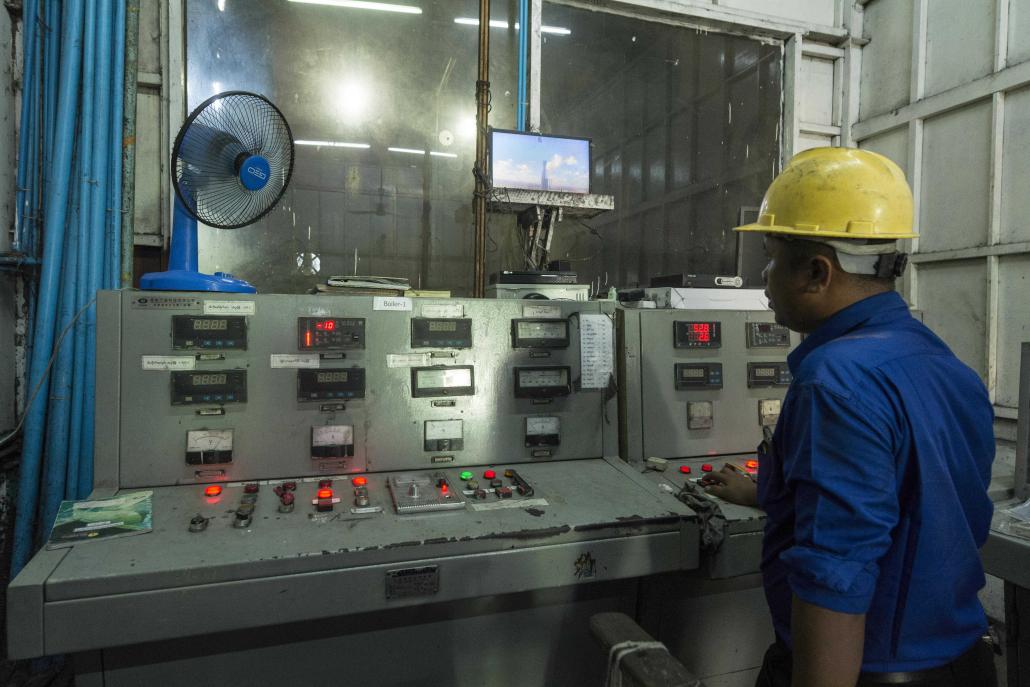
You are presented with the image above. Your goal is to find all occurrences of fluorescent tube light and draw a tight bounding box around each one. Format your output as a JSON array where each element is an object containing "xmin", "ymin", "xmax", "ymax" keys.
[
  {"xmin": 388, "ymin": 147, "xmax": 426, "ymax": 155},
  {"xmin": 296, "ymin": 139, "xmax": 371, "ymax": 149},
  {"xmin": 290, "ymin": 0, "xmax": 422, "ymax": 15},
  {"xmin": 429, "ymin": 151, "xmax": 458, "ymax": 158},
  {"xmin": 453, "ymin": 17, "xmax": 570, "ymax": 35}
]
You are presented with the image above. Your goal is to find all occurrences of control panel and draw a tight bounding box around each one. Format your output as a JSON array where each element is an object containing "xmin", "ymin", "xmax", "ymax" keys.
[{"xmin": 618, "ymin": 308, "xmax": 800, "ymax": 462}]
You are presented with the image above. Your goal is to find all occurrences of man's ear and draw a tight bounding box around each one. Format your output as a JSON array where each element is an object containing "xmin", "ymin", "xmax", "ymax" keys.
[{"xmin": 804, "ymin": 254, "xmax": 834, "ymax": 293}]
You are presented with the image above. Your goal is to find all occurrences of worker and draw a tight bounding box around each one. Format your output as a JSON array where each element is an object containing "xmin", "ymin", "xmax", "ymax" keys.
[{"xmin": 702, "ymin": 148, "xmax": 997, "ymax": 687}]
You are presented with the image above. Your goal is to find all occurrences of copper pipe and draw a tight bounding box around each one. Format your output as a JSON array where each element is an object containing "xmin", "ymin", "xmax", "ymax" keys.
[{"xmin": 472, "ymin": 0, "xmax": 490, "ymax": 297}]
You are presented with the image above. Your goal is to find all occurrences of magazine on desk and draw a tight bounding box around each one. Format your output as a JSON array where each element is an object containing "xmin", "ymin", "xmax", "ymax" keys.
[{"xmin": 46, "ymin": 491, "xmax": 153, "ymax": 548}]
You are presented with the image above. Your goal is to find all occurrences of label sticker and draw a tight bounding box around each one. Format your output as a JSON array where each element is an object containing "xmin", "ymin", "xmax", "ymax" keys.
[
  {"xmin": 141, "ymin": 355, "xmax": 195, "ymax": 371},
  {"xmin": 579, "ymin": 313, "xmax": 614, "ymax": 389},
  {"xmin": 270, "ymin": 354, "xmax": 320, "ymax": 369},
  {"xmin": 374, "ymin": 296, "xmax": 413, "ymax": 311},
  {"xmin": 421, "ymin": 303, "xmax": 463, "ymax": 318},
  {"xmin": 523, "ymin": 304, "xmax": 562, "ymax": 319},
  {"xmin": 204, "ymin": 300, "xmax": 256, "ymax": 315},
  {"xmin": 307, "ymin": 306, "xmax": 331, "ymax": 317},
  {"xmin": 132, "ymin": 296, "xmax": 202, "ymax": 310},
  {"xmin": 387, "ymin": 353, "xmax": 431, "ymax": 368},
  {"xmin": 469, "ymin": 498, "xmax": 550, "ymax": 512}
]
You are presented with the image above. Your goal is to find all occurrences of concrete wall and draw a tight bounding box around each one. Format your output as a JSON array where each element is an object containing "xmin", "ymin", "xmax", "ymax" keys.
[{"xmin": 1, "ymin": 4, "xmax": 17, "ymax": 433}]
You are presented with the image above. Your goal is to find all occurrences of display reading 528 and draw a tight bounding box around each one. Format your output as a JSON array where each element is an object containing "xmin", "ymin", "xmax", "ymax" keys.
[{"xmin": 673, "ymin": 321, "xmax": 722, "ymax": 349}]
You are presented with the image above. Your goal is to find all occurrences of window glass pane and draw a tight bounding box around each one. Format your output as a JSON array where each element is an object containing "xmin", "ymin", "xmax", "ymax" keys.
[
  {"xmin": 541, "ymin": 4, "xmax": 782, "ymax": 289},
  {"xmin": 186, "ymin": 0, "xmax": 518, "ymax": 294}
]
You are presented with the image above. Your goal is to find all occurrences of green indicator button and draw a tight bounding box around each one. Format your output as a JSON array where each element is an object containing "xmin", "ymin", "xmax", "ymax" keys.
[{"xmin": 460, "ymin": 471, "xmax": 473, "ymax": 481}]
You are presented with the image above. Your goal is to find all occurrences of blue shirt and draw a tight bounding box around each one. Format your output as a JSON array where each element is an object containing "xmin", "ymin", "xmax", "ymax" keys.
[{"xmin": 758, "ymin": 291, "xmax": 995, "ymax": 672}]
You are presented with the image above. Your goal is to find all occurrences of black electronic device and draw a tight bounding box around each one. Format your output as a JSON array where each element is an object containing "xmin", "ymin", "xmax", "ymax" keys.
[
  {"xmin": 512, "ymin": 319, "xmax": 570, "ymax": 348},
  {"xmin": 171, "ymin": 370, "xmax": 247, "ymax": 405},
  {"xmin": 673, "ymin": 321, "xmax": 722, "ymax": 349},
  {"xmin": 490, "ymin": 270, "xmax": 578, "ymax": 285},
  {"xmin": 172, "ymin": 315, "xmax": 247, "ymax": 350},
  {"xmin": 674, "ymin": 363, "xmax": 723, "ymax": 390},
  {"xmin": 650, "ymin": 273, "xmax": 743, "ymax": 289},
  {"xmin": 297, "ymin": 317, "xmax": 365, "ymax": 350},
  {"xmin": 411, "ymin": 318, "xmax": 473, "ymax": 348},
  {"xmin": 747, "ymin": 362, "xmax": 792, "ymax": 388},
  {"xmin": 489, "ymin": 128, "xmax": 591, "ymax": 194},
  {"xmin": 745, "ymin": 322, "xmax": 791, "ymax": 348},
  {"xmin": 297, "ymin": 368, "xmax": 366, "ymax": 401},
  {"xmin": 514, "ymin": 366, "xmax": 572, "ymax": 399},
  {"xmin": 411, "ymin": 366, "xmax": 475, "ymax": 397}
]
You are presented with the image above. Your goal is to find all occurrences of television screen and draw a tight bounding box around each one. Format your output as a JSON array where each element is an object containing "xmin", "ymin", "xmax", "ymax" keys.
[{"xmin": 490, "ymin": 129, "xmax": 590, "ymax": 194}]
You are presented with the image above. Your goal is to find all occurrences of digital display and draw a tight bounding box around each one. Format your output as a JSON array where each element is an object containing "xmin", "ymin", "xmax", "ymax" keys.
[
  {"xmin": 753, "ymin": 367, "xmax": 775, "ymax": 378},
  {"xmin": 172, "ymin": 315, "xmax": 247, "ymax": 349},
  {"xmin": 416, "ymin": 368, "xmax": 473, "ymax": 389},
  {"xmin": 297, "ymin": 317, "xmax": 365, "ymax": 350},
  {"xmin": 747, "ymin": 362, "xmax": 791, "ymax": 388},
  {"xmin": 490, "ymin": 129, "xmax": 591, "ymax": 194},
  {"xmin": 411, "ymin": 318, "xmax": 473, "ymax": 348},
  {"xmin": 192, "ymin": 374, "xmax": 227, "ymax": 386},
  {"xmin": 428, "ymin": 321, "xmax": 458, "ymax": 332},
  {"xmin": 518, "ymin": 369, "xmax": 568, "ymax": 388},
  {"xmin": 317, "ymin": 371, "xmax": 349, "ymax": 383},
  {"xmin": 674, "ymin": 320, "xmax": 722, "ymax": 348},
  {"xmin": 745, "ymin": 321, "xmax": 791, "ymax": 348},
  {"xmin": 674, "ymin": 363, "xmax": 722, "ymax": 390},
  {"xmin": 688, "ymin": 322, "xmax": 713, "ymax": 342},
  {"xmin": 680, "ymin": 368, "xmax": 706, "ymax": 379}
]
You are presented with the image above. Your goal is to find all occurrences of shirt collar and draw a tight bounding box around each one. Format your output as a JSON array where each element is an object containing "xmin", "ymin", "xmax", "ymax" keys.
[{"xmin": 786, "ymin": 291, "xmax": 910, "ymax": 373}]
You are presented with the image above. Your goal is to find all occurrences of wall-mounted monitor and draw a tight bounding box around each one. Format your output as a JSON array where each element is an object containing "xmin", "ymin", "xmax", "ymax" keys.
[{"xmin": 489, "ymin": 129, "xmax": 590, "ymax": 194}]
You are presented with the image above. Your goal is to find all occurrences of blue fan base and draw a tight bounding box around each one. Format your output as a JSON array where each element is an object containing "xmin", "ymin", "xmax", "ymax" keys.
[{"xmin": 139, "ymin": 269, "xmax": 257, "ymax": 293}]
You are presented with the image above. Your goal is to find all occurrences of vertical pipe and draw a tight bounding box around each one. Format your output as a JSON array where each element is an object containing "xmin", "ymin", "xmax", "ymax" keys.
[
  {"xmin": 13, "ymin": 0, "xmax": 39, "ymax": 254},
  {"xmin": 40, "ymin": 161, "xmax": 81, "ymax": 532},
  {"xmin": 473, "ymin": 0, "xmax": 491, "ymax": 297},
  {"xmin": 80, "ymin": 0, "xmax": 115, "ymax": 499},
  {"xmin": 108, "ymin": 0, "xmax": 126, "ymax": 290},
  {"xmin": 66, "ymin": 0, "xmax": 100, "ymax": 502},
  {"xmin": 121, "ymin": 0, "xmax": 141, "ymax": 287},
  {"xmin": 12, "ymin": 0, "xmax": 86, "ymax": 576}
]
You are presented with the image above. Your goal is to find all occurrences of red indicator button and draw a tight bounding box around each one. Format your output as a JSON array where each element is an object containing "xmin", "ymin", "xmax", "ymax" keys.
[
  {"xmin": 745, "ymin": 460, "xmax": 759, "ymax": 469},
  {"xmin": 701, "ymin": 464, "xmax": 713, "ymax": 472},
  {"xmin": 204, "ymin": 485, "xmax": 223, "ymax": 497},
  {"xmin": 352, "ymin": 476, "xmax": 368, "ymax": 487},
  {"xmin": 484, "ymin": 469, "xmax": 497, "ymax": 480},
  {"xmin": 679, "ymin": 465, "xmax": 692, "ymax": 474},
  {"xmin": 317, "ymin": 488, "xmax": 333, "ymax": 499}
]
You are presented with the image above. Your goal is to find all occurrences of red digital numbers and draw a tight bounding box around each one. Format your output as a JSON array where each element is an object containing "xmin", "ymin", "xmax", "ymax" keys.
[
  {"xmin": 315, "ymin": 320, "xmax": 336, "ymax": 331},
  {"xmin": 690, "ymin": 322, "xmax": 711, "ymax": 342}
]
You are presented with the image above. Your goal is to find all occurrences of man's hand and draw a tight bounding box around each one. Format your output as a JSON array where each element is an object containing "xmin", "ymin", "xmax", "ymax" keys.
[{"xmin": 700, "ymin": 464, "xmax": 759, "ymax": 507}]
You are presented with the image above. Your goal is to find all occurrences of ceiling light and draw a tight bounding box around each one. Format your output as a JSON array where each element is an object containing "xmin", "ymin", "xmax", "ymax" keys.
[
  {"xmin": 453, "ymin": 17, "xmax": 570, "ymax": 35},
  {"xmin": 296, "ymin": 139, "xmax": 371, "ymax": 149},
  {"xmin": 541, "ymin": 25, "xmax": 571, "ymax": 35},
  {"xmin": 290, "ymin": 0, "xmax": 422, "ymax": 15},
  {"xmin": 388, "ymin": 147, "xmax": 426, "ymax": 155},
  {"xmin": 429, "ymin": 151, "xmax": 458, "ymax": 158}
]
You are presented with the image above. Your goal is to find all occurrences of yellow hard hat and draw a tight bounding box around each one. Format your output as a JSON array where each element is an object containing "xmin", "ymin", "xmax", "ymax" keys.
[{"xmin": 734, "ymin": 147, "xmax": 917, "ymax": 240}]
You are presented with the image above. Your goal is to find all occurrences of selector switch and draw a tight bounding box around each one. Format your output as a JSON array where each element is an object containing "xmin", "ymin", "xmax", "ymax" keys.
[
  {"xmin": 278, "ymin": 492, "xmax": 295, "ymax": 513},
  {"xmin": 188, "ymin": 514, "xmax": 209, "ymax": 533},
  {"xmin": 408, "ymin": 483, "xmax": 421, "ymax": 499},
  {"xmin": 244, "ymin": 483, "xmax": 259, "ymax": 494},
  {"xmin": 490, "ymin": 479, "xmax": 503, "ymax": 489}
]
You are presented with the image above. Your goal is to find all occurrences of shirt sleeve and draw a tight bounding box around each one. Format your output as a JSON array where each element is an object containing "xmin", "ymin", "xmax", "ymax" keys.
[{"xmin": 779, "ymin": 380, "xmax": 900, "ymax": 615}]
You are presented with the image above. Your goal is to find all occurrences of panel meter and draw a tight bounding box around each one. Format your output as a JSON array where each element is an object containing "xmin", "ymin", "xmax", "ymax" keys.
[
  {"xmin": 673, "ymin": 321, "xmax": 721, "ymax": 348},
  {"xmin": 411, "ymin": 318, "xmax": 473, "ymax": 348},
  {"xmin": 297, "ymin": 317, "xmax": 365, "ymax": 351},
  {"xmin": 171, "ymin": 370, "xmax": 247, "ymax": 405},
  {"xmin": 173, "ymin": 315, "xmax": 247, "ymax": 350},
  {"xmin": 674, "ymin": 363, "xmax": 723, "ymax": 390},
  {"xmin": 411, "ymin": 366, "xmax": 475, "ymax": 397},
  {"xmin": 745, "ymin": 322, "xmax": 791, "ymax": 348},
  {"xmin": 297, "ymin": 368, "xmax": 366, "ymax": 401},
  {"xmin": 511, "ymin": 319, "xmax": 570, "ymax": 348},
  {"xmin": 525, "ymin": 416, "xmax": 561, "ymax": 447},
  {"xmin": 311, "ymin": 425, "xmax": 354, "ymax": 459},
  {"xmin": 424, "ymin": 420, "xmax": 464, "ymax": 452},
  {"xmin": 185, "ymin": 429, "xmax": 233, "ymax": 465},
  {"xmin": 747, "ymin": 362, "xmax": 792, "ymax": 388},
  {"xmin": 514, "ymin": 366, "xmax": 573, "ymax": 399}
]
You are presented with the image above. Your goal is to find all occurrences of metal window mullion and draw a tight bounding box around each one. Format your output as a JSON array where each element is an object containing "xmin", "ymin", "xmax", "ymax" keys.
[
  {"xmin": 783, "ymin": 34, "xmax": 802, "ymax": 161},
  {"xmin": 838, "ymin": 0, "xmax": 863, "ymax": 147},
  {"xmin": 529, "ymin": 0, "xmax": 542, "ymax": 131},
  {"xmin": 165, "ymin": 0, "xmax": 185, "ymax": 251}
]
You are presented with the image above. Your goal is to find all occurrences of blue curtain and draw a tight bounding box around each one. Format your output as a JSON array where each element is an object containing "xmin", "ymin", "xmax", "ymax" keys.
[{"xmin": 12, "ymin": 0, "xmax": 127, "ymax": 576}]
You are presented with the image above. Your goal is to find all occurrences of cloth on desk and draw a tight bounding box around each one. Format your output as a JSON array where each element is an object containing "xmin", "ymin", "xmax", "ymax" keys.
[{"xmin": 676, "ymin": 480, "xmax": 727, "ymax": 550}]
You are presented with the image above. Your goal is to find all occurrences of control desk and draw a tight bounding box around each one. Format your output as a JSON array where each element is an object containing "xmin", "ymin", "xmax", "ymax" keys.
[{"xmin": 9, "ymin": 293, "xmax": 698, "ymax": 686}]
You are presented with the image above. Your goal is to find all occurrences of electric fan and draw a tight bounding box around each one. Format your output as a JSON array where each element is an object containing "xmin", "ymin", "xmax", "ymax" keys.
[{"xmin": 140, "ymin": 91, "xmax": 295, "ymax": 292}]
